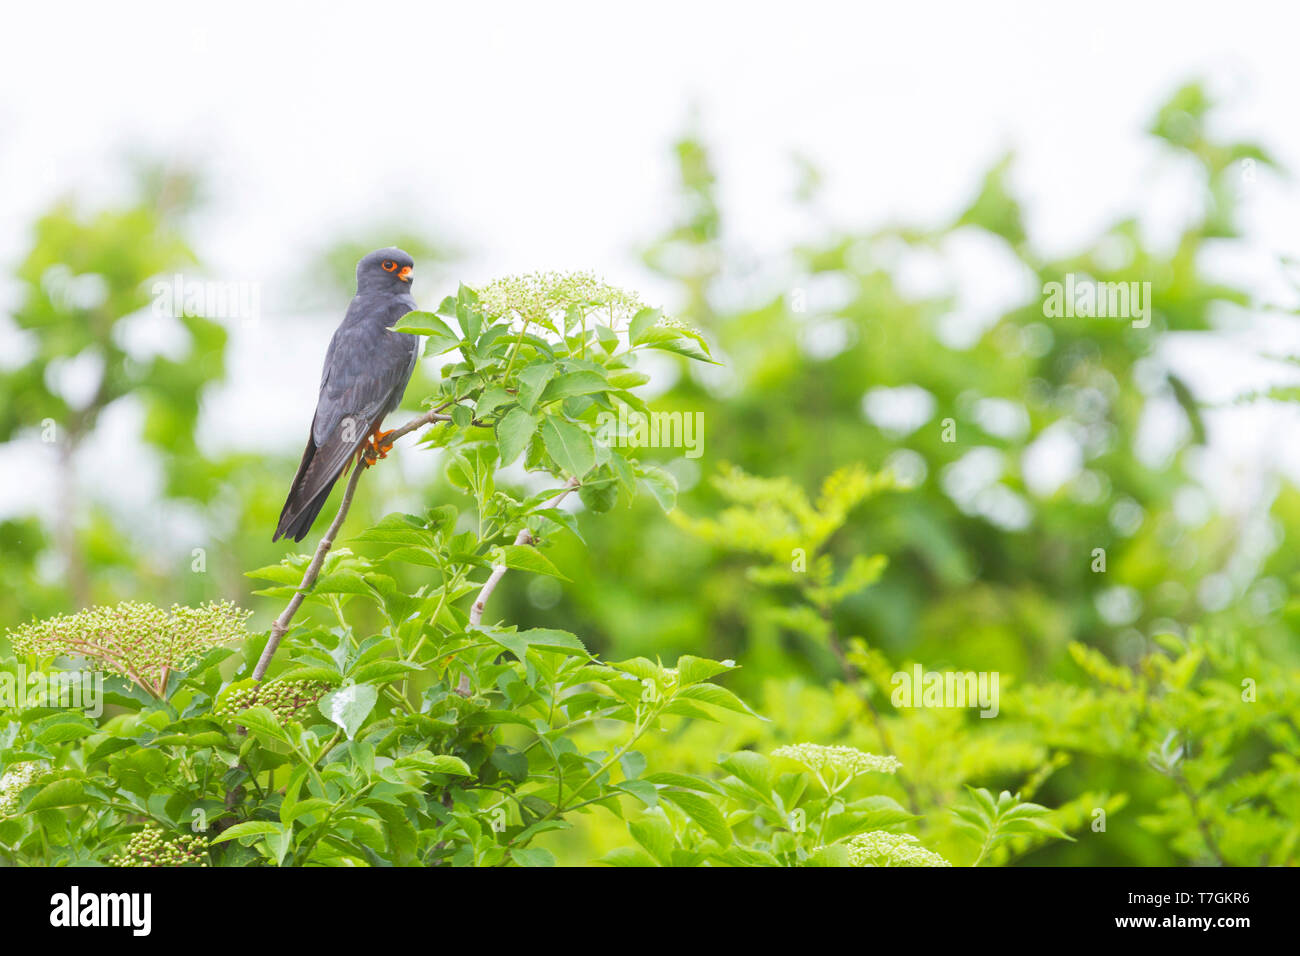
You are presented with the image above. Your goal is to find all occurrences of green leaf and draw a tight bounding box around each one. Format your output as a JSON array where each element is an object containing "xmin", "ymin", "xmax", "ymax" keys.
[
  {"xmin": 317, "ymin": 684, "xmax": 378, "ymax": 740},
  {"xmin": 391, "ymin": 311, "xmax": 460, "ymax": 354},
  {"xmin": 510, "ymin": 847, "xmax": 556, "ymax": 867},
  {"xmin": 312, "ymin": 570, "xmax": 371, "ymax": 596},
  {"xmin": 236, "ymin": 706, "xmax": 290, "ymax": 743},
  {"xmin": 245, "ymin": 562, "xmax": 309, "ymax": 585},
  {"xmin": 661, "ymin": 790, "xmax": 731, "ymax": 846},
  {"xmin": 676, "ymin": 655, "xmax": 737, "ymax": 686},
  {"xmin": 210, "ymin": 821, "xmax": 284, "ymax": 845},
  {"xmin": 521, "ymin": 627, "xmax": 589, "ymax": 656},
  {"xmin": 600, "ymin": 847, "xmax": 659, "ymax": 867},
  {"xmin": 718, "ymin": 751, "xmax": 773, "ymax": 796},
  {"xmin": 629, "ymin": 816, "xmax": 676, "ymax": 866},
  {"xmin": 496, "ymin": 408, "xmax": 539, "ymax": 466},
  {"xmin": 393, "ymin": 752, "xmax": 472, "ymax": 776},
  {"xmin": 606, "ymin": 370, "xmax": 650, "ymax": 389},
  {"xmin": 25, "ymin": 778, "xmax": 88, "ymax": 812},
  {"xmin": 629, "ymin": 307, "xmax": 662, "ymax": 344},
  {"xmin": 351, "ymin": 513, "xmax": 436, "ymax": 547},
  {"xmin": 499, "ymin": 543, "xmax": 569, "ymax": 580},
  {"xmin": 350, "ymin": 660, "xmax": 422, "ymax": 685},
  {"xmin": 595, "ymin": 323, "xmax": 620, "ymax": 353},
  {"xmin": 480, "ymin": 626, "xmax": 588, "ymax": 662},
  {"xmin": 35, "ymin": 722, "xmax": 96, "ymax": 745},
  {"xmin": 636, "ymin": 326, "xmax": 717, "ymax": 363},
  {"xmin": 578, "ymin": 475, "xmax": 618, "ymax": 513},
  {"xmin": 540, "ymin": 370, "xmax": 609, "ymax": 404},
  {"xmin": 675, "ymin": 682, "xmax": 760, "ymax": 717},
  {"xmin": 638, "ymin": 465, "xmax": 678, "ymax": 512},
  {"xmin": 516, "ymin": 363, "xmax": 557, "ymax": 412},
  {"xmin": 282, "ymin": 797, "xmax": 333, "ymax": 824},
  {"xmin": 476, "ymin": 385, "xmax": 513, "ymax": 416},
  {"xmin": 540, "ymin": 417, "xmax": 595, "ymax": 477}
]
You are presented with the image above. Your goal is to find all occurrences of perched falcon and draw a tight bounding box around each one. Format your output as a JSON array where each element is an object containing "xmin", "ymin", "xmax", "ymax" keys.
[{"xmin": 273, "ymin": 247, "xmax": 419, "ymax": 542}]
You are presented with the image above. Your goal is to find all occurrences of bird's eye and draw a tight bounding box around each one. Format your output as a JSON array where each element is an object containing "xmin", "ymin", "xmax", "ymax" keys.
[{"xmin": 382, "ymin": 260, "xmax": 397, "ymax": 272}]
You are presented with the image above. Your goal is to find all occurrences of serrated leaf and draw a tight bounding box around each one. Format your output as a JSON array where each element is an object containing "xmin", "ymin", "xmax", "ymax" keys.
[
  {"xmin": 629, "ymin": 307, "xmax": 662, "ymax": 344},
  {"xmin": 394, "ymin": 752, "xmax": 472, "ymax": 776},
  {"xmin": 496, "ymin": 408, "xmax": 539, "ymax": 466},
  {"xmin": 317, "ymin": 684, "xmax": 378, "ymax": 740},
  {"xmin": 479, "ymin": 626, "xmax": 588, "ymax": 663},
  {"xmin": 600, "ymin": 846, "xmax": 659, "ymax": 867},
  {"xmin": 25, "ymin": 778, "xmax": 88, "ymax": 812},
  {"xmin": 510, "ymin": 847, "xmax": 556, "ymax": 867},
  {"xmin": 676, "ymin": 655, "xmax": 736, "ymax": 686},
  {"xmin": 661, "ymin": 790, "xmax": 731, "ymax": 847},
  {"xmin": 236, "ymin": 706, "xmax": 290, "ymax": 743},
  {"xmin": 540, "ymin": 370, "xmax": 609, "ymax": 404},
  {"xmin": 516, "ymin": 363, "xmax": 557, "ymax": 412},
  {"xmin": 540, "ymin": 417, "xmax": 595, "ymax": 477},
  {"xmin": 498, "ymin": 544, "xmax": 569, "ymax": 580},
  {"xmin": 392, "ymin": 310, "xmax": 460, "ymax": 354},
  {"xmin": 675, "ymin": 682, "xmax": 759, "ymax": 717},
  {"xmin": 35, "ymin": 722, "xmax": 96, "ymax": 745},
  {"xmin": 350, "ymin": 660, "xmax": 422, "ymax": 685},
  {"xmin": 210, "ymin": 821, "xmax": 284, "ymax": 845},
  {"xmin": 628, "ymin": 816, "xmax": 676, "ymax": 866},
  {"xmin": 718, "ymin": 751, "xmax": 773, "ymax": 796}
]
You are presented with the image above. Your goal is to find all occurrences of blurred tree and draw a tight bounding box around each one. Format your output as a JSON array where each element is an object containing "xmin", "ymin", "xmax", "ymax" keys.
[{"xmin": 0, "ymin": 168, "xmax": 205, "ymax": 614}]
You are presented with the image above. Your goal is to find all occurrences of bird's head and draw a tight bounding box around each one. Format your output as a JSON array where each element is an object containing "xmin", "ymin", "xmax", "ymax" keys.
[{"xmin": 357, "ymin": 247, "xmax": 415, "ymax": 292}]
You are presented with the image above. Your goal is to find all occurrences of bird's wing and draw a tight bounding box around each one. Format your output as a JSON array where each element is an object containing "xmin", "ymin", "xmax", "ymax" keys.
[{"xmin": 274, "ymin": 297, "xmax": 419, "ymax": 541}]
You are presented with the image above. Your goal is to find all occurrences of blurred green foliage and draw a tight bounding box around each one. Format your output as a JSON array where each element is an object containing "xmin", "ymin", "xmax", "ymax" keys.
[{"xmin": 1, "ymin": 81, "xmax": 1297, "ymax": 866}]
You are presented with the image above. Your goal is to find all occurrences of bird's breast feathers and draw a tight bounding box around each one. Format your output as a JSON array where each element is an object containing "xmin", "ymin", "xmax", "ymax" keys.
[{"xmin": 310, "ymin": 294, "xmax": 420, "ymax": 445}]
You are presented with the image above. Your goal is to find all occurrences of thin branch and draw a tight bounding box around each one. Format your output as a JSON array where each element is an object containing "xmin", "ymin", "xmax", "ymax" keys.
[
  {"xmin": 1174, "ymin": 772, "xmax": 1227, "ymax": 867},
  {"xmin": 385, "ymin": 408, "xmax": 452, "ymax": 443},
  {"xmin": 253, "ymin": 461, "xmax": 365, "ymax": 681},
  {"xmin": 252, "ymin": 404, "xmax": 454, "ymax": 682},
  {"xmin": 459, "ymin": 477, "xmax": 580, "ymax": 695},
  {"xmin": 819, "ymin": 608, "xmax": 923, "ymax": 818}
]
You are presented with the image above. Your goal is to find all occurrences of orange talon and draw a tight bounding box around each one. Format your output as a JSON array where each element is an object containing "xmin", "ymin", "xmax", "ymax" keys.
[{"xmin": 358, "ymin": 426, "xmax": 395, "ymax": 467}]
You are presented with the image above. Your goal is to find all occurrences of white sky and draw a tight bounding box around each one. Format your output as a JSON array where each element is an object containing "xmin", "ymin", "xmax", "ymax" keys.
[{"xmin": 2, "ymin": 0, "xmax": 1299, "ymax": 526}]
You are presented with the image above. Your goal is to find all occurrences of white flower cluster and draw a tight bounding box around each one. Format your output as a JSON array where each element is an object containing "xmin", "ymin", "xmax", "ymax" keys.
[
  {"xmin": 477, "ymin": 271, "xmax": 650, "ymax": 334},
  {"xmin": 843, "ymin": 831, "xmax": 950, "ymax": 867},
  {"xmin": 772, "ymin": 743, "xmax": 901, "ymax": 776},
  {"xmin": 0, "ymin": 762, "xmax": 46, "ymax": 817}
]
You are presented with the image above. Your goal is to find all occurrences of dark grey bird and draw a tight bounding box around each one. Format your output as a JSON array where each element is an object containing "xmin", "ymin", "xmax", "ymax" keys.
[{"xmin": 273, "ymin": 247, "xmax": 420, "ymax": 542}]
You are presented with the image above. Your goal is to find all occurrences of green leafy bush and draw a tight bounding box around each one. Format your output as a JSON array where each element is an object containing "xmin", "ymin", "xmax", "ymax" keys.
[{"xmin": 2, "ymin": 277, "xmax": 933, "ymax": 866}]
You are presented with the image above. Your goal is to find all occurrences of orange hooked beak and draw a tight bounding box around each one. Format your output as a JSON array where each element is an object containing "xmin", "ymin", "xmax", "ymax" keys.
[{"xmin": 398, "ymin": 265, "xmax": 413, "ymax": 283}]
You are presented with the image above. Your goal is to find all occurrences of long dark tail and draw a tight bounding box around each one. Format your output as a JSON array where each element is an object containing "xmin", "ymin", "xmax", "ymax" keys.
[
  {"xmin": 274, "ymin": 438, "xmax": 344, "ymax": 542},
  {"xmin": 274, "ymin": 478, "xmax": 339, "ymax": 542}
]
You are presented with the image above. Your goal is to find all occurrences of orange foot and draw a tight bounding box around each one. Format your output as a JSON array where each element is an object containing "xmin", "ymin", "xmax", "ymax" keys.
[{"xmin": 360, "ymin": 427, "xmax": 396, "ymax": 467}]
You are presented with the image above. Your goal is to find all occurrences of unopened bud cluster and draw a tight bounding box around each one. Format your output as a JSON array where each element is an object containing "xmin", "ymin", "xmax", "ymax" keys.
[
  {"xmin": 7, "ymin": 600, "xmax": 252, "ymax": 697},
  {"xmin": 109, "ymin": 827, "xmax": 209, "ymax": 867},
  {"xmin": 216, "ymin": 679, "xmax": 332, "ymax": 723}
]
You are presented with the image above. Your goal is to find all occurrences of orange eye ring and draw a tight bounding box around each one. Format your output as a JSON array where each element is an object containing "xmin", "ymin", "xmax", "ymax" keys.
[{"xmin": 382, "ymin": 260, "xmax": 397, "ymax": 272}]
